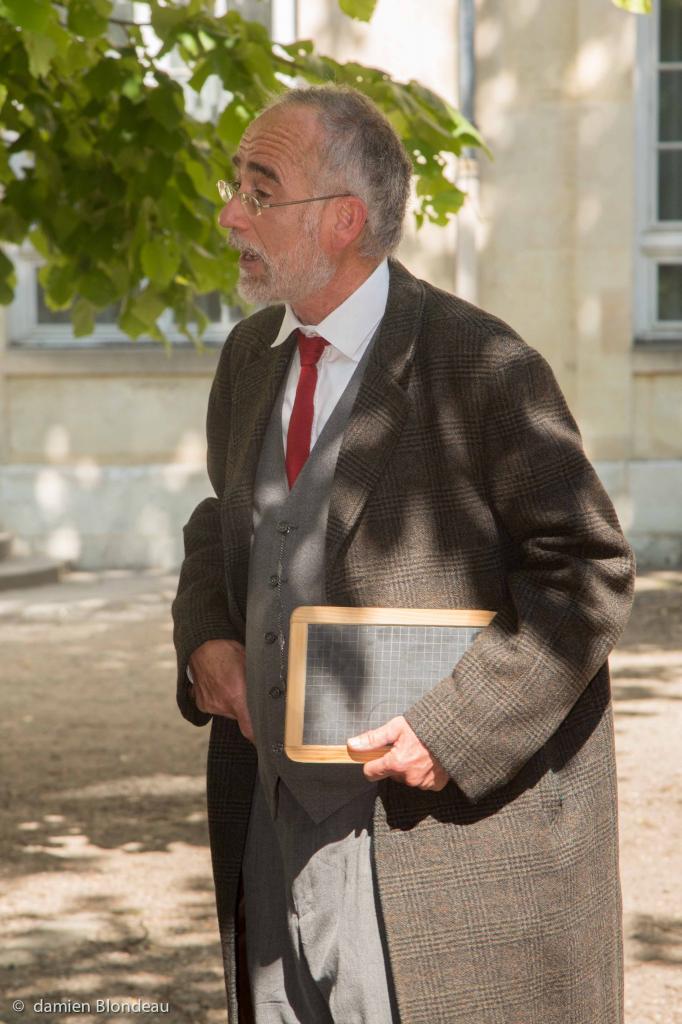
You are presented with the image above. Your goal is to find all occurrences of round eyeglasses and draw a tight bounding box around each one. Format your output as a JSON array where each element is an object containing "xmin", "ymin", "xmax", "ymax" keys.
[{"xmin": 217, "ymin": 180, "xmax": 352, "ymax": 217}]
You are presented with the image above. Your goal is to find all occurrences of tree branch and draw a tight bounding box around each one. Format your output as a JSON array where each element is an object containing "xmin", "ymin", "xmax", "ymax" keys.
[{"xmin": 51, "ymin": 3, "xmax": 151, "ymax": 27}]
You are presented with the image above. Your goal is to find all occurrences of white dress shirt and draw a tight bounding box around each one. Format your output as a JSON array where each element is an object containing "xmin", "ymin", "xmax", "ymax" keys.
[{"xmin": 272, "ymin": 259, "xmax": 389, "ymax": 451}]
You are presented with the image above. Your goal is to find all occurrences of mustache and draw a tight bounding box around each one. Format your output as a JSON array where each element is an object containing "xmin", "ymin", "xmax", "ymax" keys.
[{"xmin": 228, "ymin": 231, "xmax": 267, "ymax": 262}]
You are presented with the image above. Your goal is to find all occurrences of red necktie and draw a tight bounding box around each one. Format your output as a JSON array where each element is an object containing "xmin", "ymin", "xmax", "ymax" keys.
[{"xmin": 285, "ymin": 330, "xmax": 329, "ymax": 488}]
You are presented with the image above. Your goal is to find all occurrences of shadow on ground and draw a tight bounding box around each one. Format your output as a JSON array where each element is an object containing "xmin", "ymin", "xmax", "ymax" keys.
[
  {"xmin": 1, "ymin": 879, "xmax": 226, "ymax": 1022},
  {"xmin": 629, "ymin": 914, "xmax": 682, "ymax": 966}
]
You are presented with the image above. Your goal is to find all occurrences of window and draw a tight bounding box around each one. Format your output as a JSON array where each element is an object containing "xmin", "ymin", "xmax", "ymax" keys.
[
  {"xmin": 7, "ymin": 244, "xmax": 229, "ymax": 346},
  {"xmin": 6, "ymin": 0, "xmax": 296, "ymax": 347},
  {"xmin": 635, "ymin": 0, "xmax": 682, "ymax": 342}
]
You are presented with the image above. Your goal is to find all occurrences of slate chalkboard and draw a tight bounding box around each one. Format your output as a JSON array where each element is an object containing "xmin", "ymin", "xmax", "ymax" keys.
[{"xmin": 285, "ymin": 606, "xmax": 495, "ymax": 764}]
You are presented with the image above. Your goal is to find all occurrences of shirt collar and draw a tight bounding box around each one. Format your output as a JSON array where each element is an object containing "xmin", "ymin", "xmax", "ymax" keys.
[{"xmin": 271, "ymin": 258, "xmax": 389, "ymax": 361}]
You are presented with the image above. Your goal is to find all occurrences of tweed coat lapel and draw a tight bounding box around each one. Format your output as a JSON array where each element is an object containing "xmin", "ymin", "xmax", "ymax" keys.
[
  {"xmin": 325, "ymin": 259, "xmax": 425, "ymax": 581},
  {"xmin": 222, "ymin": 318, "xmax": 296, "ymax": 623}
]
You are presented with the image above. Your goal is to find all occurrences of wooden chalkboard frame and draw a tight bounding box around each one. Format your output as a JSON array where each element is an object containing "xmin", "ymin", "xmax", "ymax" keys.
[{"xmin": 285, "ymin": 606, "xmax": 495, "ymax": 764}]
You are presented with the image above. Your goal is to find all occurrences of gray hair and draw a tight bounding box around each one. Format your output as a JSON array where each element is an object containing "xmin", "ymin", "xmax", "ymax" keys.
[{"xmin": 263, "ymin": 85, "xmax": 412, "ymax": 261}]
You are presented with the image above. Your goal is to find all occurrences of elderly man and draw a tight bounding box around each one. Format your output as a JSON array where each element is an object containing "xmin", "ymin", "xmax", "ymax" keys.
[{"xmin": 172, "ymin": 85, "xmax": 635, "ymax": 1024}]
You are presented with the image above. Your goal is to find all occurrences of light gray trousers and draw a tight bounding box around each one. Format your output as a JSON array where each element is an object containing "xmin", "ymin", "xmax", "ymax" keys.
[{"xmin": 242, "ymin": 775, "xmax": 399, "ymax": 1024}]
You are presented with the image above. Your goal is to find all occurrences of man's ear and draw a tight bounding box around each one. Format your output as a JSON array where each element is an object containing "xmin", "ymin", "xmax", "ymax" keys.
[{"xmin": 329, "ymin": 195, "xmax": 368, "ymax": 253}]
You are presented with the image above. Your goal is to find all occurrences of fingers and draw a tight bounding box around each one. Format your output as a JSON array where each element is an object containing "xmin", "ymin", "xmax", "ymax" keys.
[
  {"xmin": 238, "ymin": 706, "xmax": 256, "ymax": 744},
  {"xmin": 363, "ymin": 748, "xmax": 427, "ymax": 786},
  {"xmin": 193, "ymin": 686, "xmax": 254, "ymax": 744},
  {"xmin": 347, "ymin": 716, "xmax": 404, "ymax": 753},
  {"xmin": 365, "ymin": 758, "xmax": 446, "ymax": 790},
  {"xmin": 352, "ymin": 715, "xmax": 450, "ymax": 791},
  {"xmin": 190, "ymin": 641, "xmax": 248, "ymax": 720},
  {"xmin": 362, "ymin": 748, "xmax": 398, "ymax": 782},
  {"xmin": 192, "ymin": 677, "xmax": 240, "ymax": 718}
]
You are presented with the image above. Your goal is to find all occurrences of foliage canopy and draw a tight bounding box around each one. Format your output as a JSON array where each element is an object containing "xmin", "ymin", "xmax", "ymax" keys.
[{"xmin": 0, "ymin": 0, "xmax": 485, "ymax": 343}]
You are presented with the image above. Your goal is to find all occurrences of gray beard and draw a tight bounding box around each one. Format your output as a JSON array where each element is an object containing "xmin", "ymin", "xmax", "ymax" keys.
[
  {"xmin": 231, "ymin": 209, "xmax": 336, "ymax": 307},
  {"xmin": 237, "ymin": 246, "xmax": 335, "ymax": 306}
]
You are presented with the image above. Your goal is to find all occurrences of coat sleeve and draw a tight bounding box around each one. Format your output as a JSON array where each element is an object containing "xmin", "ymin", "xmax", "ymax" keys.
[
  {"xmin": 403, "ymin": 336, "xmax": 636, "ymax": 801},
  {"xmin": 171, "ymin": 332, "xmax": 243, "ymax": 727}
]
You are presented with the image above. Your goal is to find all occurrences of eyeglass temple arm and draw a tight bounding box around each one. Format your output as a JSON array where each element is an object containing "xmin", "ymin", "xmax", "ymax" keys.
[{"xmin": 264, "ymin": 193, "xmax": 352, "ymax": 209}]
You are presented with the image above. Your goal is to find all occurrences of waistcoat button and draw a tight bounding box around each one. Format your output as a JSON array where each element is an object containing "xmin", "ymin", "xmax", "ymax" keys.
[
  {"xmin": 271, "ymin": 742, "xmax": 283, "ymax": 754},
  {"xmin": 264, "ymin": 631, "xmax": 278, "ymax": 644},
  {"xmin": 277, "ymin": 521, "xmax": 290, "ymax": 534},
  {"xmin": 269, "ymin": 686, "xmax": 283, "ymax": 699},
  {"xmin": 269, "ymin": 574, "xmax": 280, "ymax": 587}
]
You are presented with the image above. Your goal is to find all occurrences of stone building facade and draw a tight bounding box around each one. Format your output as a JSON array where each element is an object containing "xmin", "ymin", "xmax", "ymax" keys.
[{"xmin": 0, "ymin": 0, "xmax": 680, "ymax": 570}]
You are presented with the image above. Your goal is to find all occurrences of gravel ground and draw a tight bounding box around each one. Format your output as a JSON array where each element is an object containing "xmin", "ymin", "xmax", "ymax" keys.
[{"xmin": 0, "ymin": 568, "xmax": 680, "ymax": 1024}]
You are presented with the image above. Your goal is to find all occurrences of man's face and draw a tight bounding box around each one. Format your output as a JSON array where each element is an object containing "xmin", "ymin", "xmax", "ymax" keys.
[{"xmin": 219, "ymin": 106, "xmax": 336, "ymax": 306}]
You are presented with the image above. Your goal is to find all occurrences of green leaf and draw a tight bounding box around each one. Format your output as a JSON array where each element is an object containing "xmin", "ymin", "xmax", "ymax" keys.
[
  {"xmin": 129, "ymin": 285, "xmax": 166, "ymax": 328},
  {"xmin": 72, "ymin": 297, "xmax": 95, "ymax": 336},
  {"xmin": 107, "ymin": 259, "xmax": 130, "ymax": 296},
  {"xmin": 144, "ymin": 120, "xmax": 184, "ymax": 157},
  {"xmin": 187, "ymin": 56, "xmax": 214, "ymax": 93},
  {"xmin": 184, "ymin": 157, "xmax": 217, "ymax": 202},
  {"xmin": 150, "ymin": 2, "xmax": 189, "ymax": 39},
  {"xmin": 0, "ymin": 203, "xmax": 28, "ymax": 245},
  {"xmin": 39, "ymin": 263, "xmax": 75, "ymax": 308},
  {"xmin": 28, "ymin": 225, "xmax": 49, "ymax": 257},
  {"xmin": 294, "ymin": 51, "xmax": 339, "ymax": 83},
  {"xmin": 141, "ymin": 237, "xmax": 182, "ymax": 289},
  {"xmin": 185, "ymin": 244, "xmax": 234, "ymax": 292},
  {"xmin": 216, "ymin": 100, "xmax": 252, "ymax": 148},
  {"xmin": 22, "ymin": 32, "xmax": 57, "ymax": 77},
  {"xmin": 176, "ymin": 31, "xmax": 200, "ymax": 58},
  {"xmin": 83, "ymin": 58, "xmax": 127, "ymax": 99},
  {"xmin": 337, "ymin": 60, "xmax": 385, "ymax": 86},
  {"xmin": 79, "ymin": 267, "xmax": 114, "ymax": 306},
  {"xmin": 67, "ymin": 0, "xmax": 111, "ymax": 37},
  {"xmin": 0, "ymin": 0, "xmax": 51, "ymax": 32},
  {"xmin": 169, "ymin": 196, "xmax": 205, "ymax": 242},
  {"xmin": 59, "ymin": 36, "xmax": 97, "ymax": 75},
  {"xmin": 611, "ymin": 0, "xmax": 652, "ymax": 12},
  {"xmin": 117, "ymin": 307, "xmax": 147, "ymax": 339},
  {"xmin": 242, "ymin": 41, "xmax": 282, "ymax": 92},
  {"xmin": 121, "ymin": 74, "xmax": 144, "ymax": 101},
  {"xmin": 147, "ymin": 321, "xmax": 168, "ymax": 345},
  {"xmin": 280, "ymin": 39, "xmax": 314, "ymax": 58},
  {"xmin": 86, "ymin": 222, "xmax": 119, "ymax": 262},
  {"xmin": 415, "ymin": 168, "xmax": 460, "ymax": 197},
  {"xmin": 337, "ymin": 0, "xmax": 378, "ymax": 21},
  {"xmin": 420, "ymin": 187, "xmax": 466, "ymax": 224},
  {"xmin": 0, "ymin": 248, "xmax": 17, "ymax": 300},
  {"xmin": 148, "ymin": 81, "xmax": 184, "ymax": 129}
]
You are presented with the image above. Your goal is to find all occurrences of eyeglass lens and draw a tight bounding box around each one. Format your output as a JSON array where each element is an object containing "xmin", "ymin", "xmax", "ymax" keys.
[{"xmin": 217, "ymin": 181, "xmax": 261, "ymax": 215}]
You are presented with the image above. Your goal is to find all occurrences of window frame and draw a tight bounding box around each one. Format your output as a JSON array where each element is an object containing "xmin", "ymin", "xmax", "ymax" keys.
[
  {"xmin": 634, "ymin": 0, "xmax": 682, "ymax": 343},
  {"xmin": 6, "ymin": 243, "xmax": 235, "ymax": 349}
]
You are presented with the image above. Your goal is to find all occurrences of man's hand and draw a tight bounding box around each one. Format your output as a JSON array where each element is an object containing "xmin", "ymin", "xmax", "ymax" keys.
[
  {"xmin": 347, "ymin": 715, "xmax": 449, "ymax": 791},
  {"xmin": 188, "ymin": 639, "xmax": 254, "ymax": 743}
]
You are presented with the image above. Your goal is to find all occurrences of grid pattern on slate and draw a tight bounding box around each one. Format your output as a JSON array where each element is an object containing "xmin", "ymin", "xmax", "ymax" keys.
[{"xmin": 302, "ymin": 623, "xmax": 482, "ymax": 745}]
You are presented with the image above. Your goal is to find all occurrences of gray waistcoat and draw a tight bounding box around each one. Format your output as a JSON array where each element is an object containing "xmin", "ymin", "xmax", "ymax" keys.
[{"xmin": 245, "ymin": 338, "xmax": 378, "ymax": 823}]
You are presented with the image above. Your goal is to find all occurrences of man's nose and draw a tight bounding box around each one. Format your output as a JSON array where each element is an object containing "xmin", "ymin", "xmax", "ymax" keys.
[{"xmin": 219, "ymin": 195, "xmax": 249, "ymax": 230}]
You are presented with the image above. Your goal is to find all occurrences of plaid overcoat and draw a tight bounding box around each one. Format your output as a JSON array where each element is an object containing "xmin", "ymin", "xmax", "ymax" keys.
[{"xmin": 172, "ymin": 259, "xmax": 635, "ymax": 1024}]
